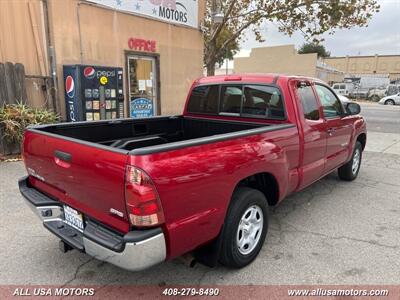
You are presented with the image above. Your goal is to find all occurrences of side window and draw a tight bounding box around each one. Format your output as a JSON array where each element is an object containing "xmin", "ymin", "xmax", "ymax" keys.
[
  {"xmin": 220, "ymin": 86, "xmax": 243, "ymax": 114},
  {"xmin": 243, "ymin": 85, "xmax": 284, "ymax": 119},
  {"xmin": 315, "ymin": 84, "xmax": 344, "ymax": 118},
  {"xmin": 187, "ymin": 85, "xmax": 219, "ymax": 114},
  {"xmin": 296, "ymin": 83, "xmax": 320, "ymax": 121}
]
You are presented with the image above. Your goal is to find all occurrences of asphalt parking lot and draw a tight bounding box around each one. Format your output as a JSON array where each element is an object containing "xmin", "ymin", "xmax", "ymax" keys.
[{"xmin": 0, "ymin": 103, "xmax": 399, "ymax": 286}]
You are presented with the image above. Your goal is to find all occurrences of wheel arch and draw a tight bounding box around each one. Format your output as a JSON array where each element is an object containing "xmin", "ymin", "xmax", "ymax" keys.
[
  {"xmin": 234, "ymin": 172, "xmax": 280, "ymax": 207},
  {"xmin": 357, "ymin": 133, "xmax": 367, "ymax": 150},
  {"xmin": 194, "ymin": 172, "xmax": 280, "ymax": 267}
]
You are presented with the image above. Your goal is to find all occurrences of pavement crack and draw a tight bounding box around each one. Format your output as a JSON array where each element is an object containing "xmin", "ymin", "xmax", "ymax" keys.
[
  {"xmin": 272, "ymin": 224, "xmax": 399, "ymax": 250},
  {"xmin": 381, "ymin": 140, "xmax": 400, "ymax": 153},
  {"xmin": 197, "ymin": 268, "xmax": 213, "ymax": 285},
  {"xmin": 61, "ymin": 257, "xmax": 94, "ymax": 287}
]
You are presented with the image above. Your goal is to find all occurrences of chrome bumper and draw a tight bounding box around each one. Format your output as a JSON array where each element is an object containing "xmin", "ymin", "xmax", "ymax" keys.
[
  {"xmin": 83, "ymin": 233, "xmax": 166, "ymax": 271},
  {"xmin": 19, "ymin": 177, "xmax": 166, "ymax": 271}
]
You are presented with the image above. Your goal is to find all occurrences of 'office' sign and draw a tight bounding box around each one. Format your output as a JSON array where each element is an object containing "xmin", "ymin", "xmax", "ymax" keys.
[{"xmin": 128, "ymin": 38, "xmax": 156, "ymax": 52}]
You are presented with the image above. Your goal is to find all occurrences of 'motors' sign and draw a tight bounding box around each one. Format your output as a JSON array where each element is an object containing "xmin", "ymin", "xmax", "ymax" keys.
[{"xmin": 88, "ymin": 0, "xmax": 198, "ymax": 28}]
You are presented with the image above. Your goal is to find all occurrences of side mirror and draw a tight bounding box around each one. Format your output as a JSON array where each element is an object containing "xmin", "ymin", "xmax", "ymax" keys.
[{"xmin": 345, "ymin": 102, "xmax": 361, "ymax": 115}]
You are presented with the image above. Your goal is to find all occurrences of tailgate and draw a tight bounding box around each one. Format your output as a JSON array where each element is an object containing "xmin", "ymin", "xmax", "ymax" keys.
[{"xmin": 23, "ymin": 129, "xmax": 130, "ymax": 233}]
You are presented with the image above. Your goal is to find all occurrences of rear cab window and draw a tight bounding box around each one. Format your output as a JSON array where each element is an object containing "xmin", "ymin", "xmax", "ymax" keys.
[
  {"xmin": 186, "ymin": 85, "xmax": 219, "ymax": 114},
  {"xmin": 220, "ymin": 86, "xmax": 243, "ymax": 114},
  {"xmin": 187, "ymin": 84, "xmax": 285, "ymax": 120}
]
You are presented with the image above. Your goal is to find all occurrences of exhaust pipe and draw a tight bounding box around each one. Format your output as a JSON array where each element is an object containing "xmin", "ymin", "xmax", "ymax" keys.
[{"xmin": 178, "ymin": 253, "xmax": 197, "ymax": 268}]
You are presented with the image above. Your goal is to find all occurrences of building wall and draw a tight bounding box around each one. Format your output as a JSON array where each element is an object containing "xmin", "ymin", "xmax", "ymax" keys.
[
  {"xmin": 234, "ymin": 45, "xmax": 318, "ymax": 77},
  {"xmin": 0, "ymin": 0, "xmax": 50, "ymax": 108},
  {"xmin": 0, "ymin": 0, "xmax": 205, "ymax": 118},
  {"xmin": 0, "ymin": 0, "xmax": 48, "ymax": 76},
  {"xmin": 48, "ymin": 0, "xmax": 205, "ymax": 119},
  {"xmin": 324, "ymin": 55, "xmax": 400, "ymax": 81},
  {"xmin": 316, "ymin": 67, "xmax": 344, "ymax": 84}
]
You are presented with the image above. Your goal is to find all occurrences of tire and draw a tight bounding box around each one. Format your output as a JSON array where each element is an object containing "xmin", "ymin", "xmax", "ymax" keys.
[
  {"xmin": 338, "ymin": 141, "xmax": 363, "ymax": 181},
  {"xmin": 385, "ymin": 99, "xmax": 395, "ymax": 105},
  {"xmin": 219, "ymin": 187, "xmax": 268, "ymax": 268},
  {"xmin": 370, "ymin": 95, "xmax": 380, "ymax": 102}
]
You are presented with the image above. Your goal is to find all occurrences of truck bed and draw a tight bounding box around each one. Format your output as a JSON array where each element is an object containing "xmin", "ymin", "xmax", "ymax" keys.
[
  {"xmin": 23, "ymin": 115, "xmax": 293, "ymax": 233},
  {"xmin": 30, "ymin": 116, "xmax": 286, "ymax": 154}
]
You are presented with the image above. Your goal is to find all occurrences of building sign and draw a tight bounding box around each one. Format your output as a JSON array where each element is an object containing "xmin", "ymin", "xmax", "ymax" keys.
[
  {"xmin": 130, "ymin": 98, "xmax": 154, "ymax": 118},
  {"xmin": 128, "ymin": 38, "xmax": 156, "ymax": 52},
  {"xmin": 87, "ymin": 0, "xmax": 198, "ymax": 28}
]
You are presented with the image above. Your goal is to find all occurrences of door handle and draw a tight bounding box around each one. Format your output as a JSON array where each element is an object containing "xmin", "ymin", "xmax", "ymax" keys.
[
  {"xmin": 54, "ymin": 150, "xmax": 72, "ymax": 168},
  {"xmin": 54, "ymin": 150, "xmax": 72, "ymax": 162},
  {"xmin": 327, "ymin": 128, "xmax": 336, "ymax": 136}
]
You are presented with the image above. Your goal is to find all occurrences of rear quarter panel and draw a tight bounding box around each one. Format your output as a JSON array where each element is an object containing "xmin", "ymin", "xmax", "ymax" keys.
[
  {"xmin": 129, "ymin": 127, "xmax": 300, "ymax": 258},
  {"xmin": 345, "ymin": 114, "xmax": 367, "ymax": 160}
]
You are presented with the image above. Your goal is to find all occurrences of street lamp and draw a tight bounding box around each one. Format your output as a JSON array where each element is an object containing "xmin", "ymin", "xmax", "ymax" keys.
[
  {"xmin": 211, "ymin": 2, "xmax": 228, "ymax": 74},
  {"xmin": 208, "ymin": 0, "xmax": 224, "ymax": 76},
  {"xmin": 212, "ymin": 11, "xmax": 224, "ymax": 24},
  {"xmin": 211, "ymin": 0, "xmax": 224, "ymax": 25}
]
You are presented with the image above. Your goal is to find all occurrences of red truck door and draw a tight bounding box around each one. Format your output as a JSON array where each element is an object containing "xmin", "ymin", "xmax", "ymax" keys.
[
  {"xmin": 314, "ymin": 84, "xmax": 353, "ymax": 172},
  {"xmin": 294, "ymin": 81, "xmax": 328, "ymax": 189}
]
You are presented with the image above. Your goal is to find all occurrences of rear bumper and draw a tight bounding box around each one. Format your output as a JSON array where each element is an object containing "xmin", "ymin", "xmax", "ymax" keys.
[{"xmin": 18, "ymin": 176, "xmax": 166, "ymax": 271}]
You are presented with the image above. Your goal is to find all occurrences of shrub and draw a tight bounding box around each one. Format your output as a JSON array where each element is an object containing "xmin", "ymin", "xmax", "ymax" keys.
[{"xmin": 0, "ymin": 103, "xmax": 58, "ymax": 145}]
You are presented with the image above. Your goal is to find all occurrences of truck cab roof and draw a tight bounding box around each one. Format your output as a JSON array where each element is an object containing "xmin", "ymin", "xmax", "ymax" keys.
[{"xmin": 195, "ymin": 73, "xmax": 326, "ymax": 86}]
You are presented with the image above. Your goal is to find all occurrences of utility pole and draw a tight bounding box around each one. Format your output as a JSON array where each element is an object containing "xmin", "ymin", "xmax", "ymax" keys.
[{"xmin": 226, "ymin": 48, "xmax": 229, "ymax": 75}]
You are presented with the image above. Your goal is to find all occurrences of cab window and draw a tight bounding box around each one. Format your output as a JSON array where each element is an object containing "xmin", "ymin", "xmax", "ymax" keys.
[
  {"xmin": 315, "ymin": 84, "xmax": 344, "ymax": 118},
  {"xmin": 243, "ymin": 85, "xmax": 285, "ymax": 119},
  {"xmin": 187, "ymin": 85, "xmax": 219, "ymax": 114},
  {"xmin": 296, "ymin": 83, "xmax": 320, "ymax": 120},
  {"xmin": 187, "ymin": 84, "xmax": 285, "ymax": 120},
  {"xmin": 220, "ymin": 86, "xmax": 243, "ymax": 114}
]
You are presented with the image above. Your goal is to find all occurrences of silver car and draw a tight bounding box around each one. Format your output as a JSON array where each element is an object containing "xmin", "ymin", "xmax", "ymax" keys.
[{"xmin": 379, "ymin": 93, "xmax": 400, "ymax": 105}]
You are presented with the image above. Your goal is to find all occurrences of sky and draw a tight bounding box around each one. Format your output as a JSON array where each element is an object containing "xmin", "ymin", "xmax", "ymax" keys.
[{"xmin": 237, "ymin": 0, "xmax": 400, "ymax": 58}]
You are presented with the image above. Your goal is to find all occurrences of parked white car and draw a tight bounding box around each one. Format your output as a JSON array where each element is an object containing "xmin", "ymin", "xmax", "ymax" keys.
[{"xmin": 378, "ymin": 93, "xmax": 400, "ymax": 105}]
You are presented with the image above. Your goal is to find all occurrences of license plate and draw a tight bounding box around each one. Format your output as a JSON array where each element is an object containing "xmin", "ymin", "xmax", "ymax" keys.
[{"xmin": 63, "ymin": 205, "xmax": 84, "ymax": 232}]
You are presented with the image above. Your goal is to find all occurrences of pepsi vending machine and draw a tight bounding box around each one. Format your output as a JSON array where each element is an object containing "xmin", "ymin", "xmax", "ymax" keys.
[{"xmin": 63, "ymin": 65, "xmax": 124, "ymax": 122}]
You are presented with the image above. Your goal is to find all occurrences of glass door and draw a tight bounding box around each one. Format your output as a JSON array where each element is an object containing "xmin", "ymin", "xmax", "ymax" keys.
[{"xmin": 127, "ymin": 55, "xmax": 158, "ymax": 118}]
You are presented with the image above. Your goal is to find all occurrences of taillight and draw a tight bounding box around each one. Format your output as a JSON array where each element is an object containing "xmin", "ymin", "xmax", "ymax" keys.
[{"xmin": 125, "ymin": 165, "xmax": 165, "ymax": 227}]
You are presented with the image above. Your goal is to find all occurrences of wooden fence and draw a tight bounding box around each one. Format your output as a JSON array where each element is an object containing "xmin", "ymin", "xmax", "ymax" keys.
[
  {"xmin": 0, "ymin": 62, "xmax": 28, "ymax": 106},
  {"xmin": 0, "ymin": 62, "xmax": 51, "ymax": 156}
]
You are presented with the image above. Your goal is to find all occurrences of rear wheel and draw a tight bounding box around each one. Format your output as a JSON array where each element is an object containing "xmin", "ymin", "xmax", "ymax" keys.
[
  {"xmin": 338, "ymin": 141, "xmax": 363, "ymax": 181},
  {"xmin": 385, "ymin": 99, "xmax": 395, "ymax": 105},
  {"xmin": 219, "ymin": 187, "xmax": 268, "ymax": 268}
]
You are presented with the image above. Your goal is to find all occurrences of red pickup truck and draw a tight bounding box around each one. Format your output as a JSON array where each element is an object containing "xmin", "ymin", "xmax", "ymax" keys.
[{"xmin": 19, "ymin": 74, "xmax": 366, "ymax": 271}]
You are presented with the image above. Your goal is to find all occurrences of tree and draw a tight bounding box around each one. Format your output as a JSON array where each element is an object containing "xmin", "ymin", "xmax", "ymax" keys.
[
  {"xmin": 298, "ymin": 43, "xmax": 331, "ymax": 58},
  {"xmin": 214, "ymin": 26, "xmax": 240, "ymax": 67},
  {"xmin": 203, "ymin": 0, "xmax": 379, "ymax": 76}
]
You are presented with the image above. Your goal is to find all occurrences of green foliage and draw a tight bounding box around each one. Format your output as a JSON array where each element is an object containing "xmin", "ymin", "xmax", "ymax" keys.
[
  {"xmin": 203, "ymin": 0, "xmax": 380, "ymax": 75},
  {"xmin": 0, "ymin": 103, "xmax": 58, "ymax": 144},
  {"xmin": 215, "ymin": 26, "xmax": 240, "ymax": 66},
  {"xmin": 298, "ymin": 43, "xmax": 331, "ymax": 58}
]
